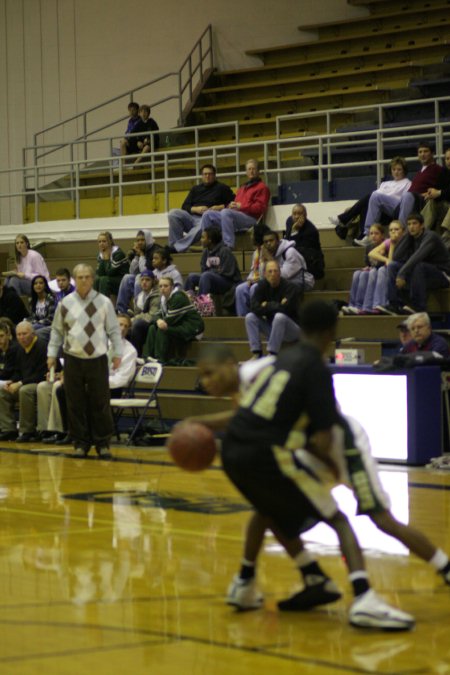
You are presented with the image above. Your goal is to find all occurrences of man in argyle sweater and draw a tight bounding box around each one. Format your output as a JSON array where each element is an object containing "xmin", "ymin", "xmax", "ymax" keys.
[{"xmin": 47, "ymin": 264, "xmax": 122, "ymax": 458}]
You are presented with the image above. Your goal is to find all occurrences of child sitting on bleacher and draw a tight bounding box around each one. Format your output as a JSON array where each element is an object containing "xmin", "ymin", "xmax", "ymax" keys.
[
  {"xmin": 341, "ymin": 223, "xmax": 385, "ymax": 315},
  {"xmin": 128, "ymin": 270, "xmax": 161, "ymax": 356}
]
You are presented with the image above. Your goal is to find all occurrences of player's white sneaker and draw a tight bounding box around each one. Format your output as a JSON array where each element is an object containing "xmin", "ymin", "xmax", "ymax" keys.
[
  {"xmin": 226, "ymin": 575, "xmax": 264, "ymax": 611},
  {"xmin": 349, "ymin": 590, "xmax": 415, "ymax": 631}
]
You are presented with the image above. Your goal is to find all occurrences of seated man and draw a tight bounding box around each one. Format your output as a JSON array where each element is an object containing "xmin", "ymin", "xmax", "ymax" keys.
[
  {"xmin": 116, "ymin": 229, "xmax": 157, "ymax": 313},
  {"xmin": 168, "ymin": 164, "xmax": 235, "ymax": 253},
  {"xmin": 134, "ymin": 104, "xmax": 160, "ymax": 163},
  {"xmin": 0, "ymin": 276, "xmax": 29, "ymax": 325},
  {"xmin": 285, "ymin": 203, "xmax": 325, "ymax": 280},
  {"xmin": 184, "ymin": 227, "xmax": 242, "ymax": 297},
  {"xmin": 0, "ymin": 321, "xmax": 48, "ymax": 442},
  {"xmin": 201, "ymin": 159, "xmax": 271, "ymax": 248},
  {"xmin": 120, "ymin": 101, "xmax": 144, "ymax": 159},
  {"xmin": 235, "ymin": 224, "xmax": 271, "ymax": 317},
  {"xmin": 245, "ymin": 260, "xmax": 302, "ymax": 358},
  {"xmin": 422, "ymin": 146, "xmax": 450, "ymax": 244},
  {"xmin": 262, "ymin": 229, "xmax": 315, "ymax": 290},
  {"xmin": 400, "ymin": 312, "xmax": 450, "ymax": 358},
  {"xmin": 38, "ymin": 314, "xmax": 138, "ymax": 444},
  {"xmin": 357, "ymin": 142, "xmax": 443, "ymax": 244},
  {"xmin": 380, "ymin": 213, "xmax": 450, "ymax": 314},
  {"xmin": 53, "ymin": 268, "xmax": 75, "ymax": 307}
]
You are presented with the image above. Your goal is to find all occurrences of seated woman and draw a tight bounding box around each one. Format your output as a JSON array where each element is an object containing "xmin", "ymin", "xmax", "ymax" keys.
[
  {"xmin": 143, "ymin": 277, "xmax": 204, "ymax": 364},
  {"xmin": 28, "ymin": 275, "xmax": 56, "ymax": 340},
  {"xmin": 152, "ymin": 247, "xmax": 183, "ymax": 288},
  {"xmin": 367, "ymin": 220, "xmax": 406, "ymax": 315},
  {"xmin": 94, "ymin": 231, "xmax": 129, "ymax": 300},
  {"xmin": 330, "ymin": 157, "xmax": 410, "ymax": 243},
  {"xmin": 2, "ymin": 234, "xmax": 50, "ymax": 296},
  {"xmin": 342, "ymin": 223, "xmax": 385, "ymax": 315},
  {"xmin": 235, "ymin": 224, "xmax": 271, "ymax": 316}
]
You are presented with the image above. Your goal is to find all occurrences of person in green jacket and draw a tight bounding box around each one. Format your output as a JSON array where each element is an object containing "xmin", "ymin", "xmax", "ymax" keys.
[
  {"xmin": 94, "ymin": 231, "xmax": 129, "ymax": 299},
  {"xmin": 143, "ymin": 276, "xmax": 204, "ymax": 363}
]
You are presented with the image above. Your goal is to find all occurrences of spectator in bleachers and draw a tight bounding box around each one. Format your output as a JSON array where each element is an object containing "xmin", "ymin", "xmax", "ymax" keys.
[
  {"xmin": 0, "ymin": 321, "xmax": 47, "ymax": 442},
  {"xmin": 184, "ymin": 227, "xmax": 242, "ymax": 297},
  {"xmin": 422, "ymin": 147, "xmax": 450, "ymax": 244},
  {"xmin": 397, "ymin": 320, "xmax": 411, "ymax": 348},
  {"xmin": 115, "ymin": 229, "xmax": 157, "ymax": 313},
  {"xmin": 53, "ymin": 268, "xmax": 74, "ymax": 307},
  {"xmin": 285, "ymin": 203, "xmax": 324, "ymax": 280},
  {"xmin": 400, "ymin": 312, "xmax": 450, "ymax": 358},
  {"xmin": 330, "ymin": 157, "xmax": 410, "ymax": 241},
  {"xmin": 0, "ymin": 277, "xmax": 29, "ymax": 325},
  {"xmin": 2, "ymin": 234, "xmax": 50, "ymax": 297},
  {"xmin": 201, "ymin": 159, "xmax": 271, "ymax": 248},
  {"xmin": 133, "ymin": 104, "xmax": 160, "ymax": 163},
  {"xmin": 355, "ymin": 143, "xmax": 443, "ymax": 245},
  {"xmin": 120, "ymin": 101, "xmax": 143, "ymax": 160},
  {"xmin": 0, "ymin": 321, "xmax": 19, "ymax": 389},
  {"xmin": 94, "ymin": 231, "xmax": 129, "ymax": 300},
  {"xmin": 143, "ymin": 277, "xmax": 204, "ymax": 363},
  {"xmin": 367, "ymin": 220, "xmax": 406, "ymax": 314},
  {"xmin": 152, "ymin": 246, "xmax": 183, "ymax": 288},
  {"xmin": 341, "ymin": 223, "xmax": 387, "ymax": 315},
  {"xmin": 245, "ymin": 260, "xmax": 301, "ymax": 358},
  {"xmin": 128, "ymin": 269, "xmax": 161, "ymax": 355},
  {"xmin": 28, "ymin": 275, "xmax": 56, "ymax": 341},
  {"xmin": 262, "ymin": 229, "xmax": 315, "ymax": 290},
  {"xmin": 235, "ymin": 224, "xmax": 271, "ymax": 316},
  {"xmin": 379, "ymin": 212, "xmax": 450, "ymax": 314},
  {"xmin": 168, "ymin": 164, "xmax": 235, "ymax": 253}
]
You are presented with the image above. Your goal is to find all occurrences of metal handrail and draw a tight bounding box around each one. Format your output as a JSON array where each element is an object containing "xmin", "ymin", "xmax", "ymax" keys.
[
  {"xmin": 31, "ymin": 25, "xmax": 213, "ymax": 165},
  {"xmin": 4, "ymin": 118, "xmax": 449, "ymax": 223}
]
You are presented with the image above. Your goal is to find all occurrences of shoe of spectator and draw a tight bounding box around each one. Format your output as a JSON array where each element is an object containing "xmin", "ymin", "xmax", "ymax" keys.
[
  {"xmin": 0, "ymin": 430, "xmax": 18, "ymax": 441},
  {"xmin": 17, "ymin": 432, "xmax": 39, "ymax": 443},
  {"xmin": 55, "ymin": 433, "xmax": 72, "ymax": 446},
  {"xmin": 328, "ymin": 216, "xmax": 341, "ymax": 227},
  {"xmin": 353, "ymin": 236, "xmax": 370, "ymax": 247},
  {"xmin": 400, "ymin": 305, "xmax": 416, "ymax": 315},
  {"xmin": 226, "ymin": 575, "xmax": 264, "ymax": 610},
  {"xmin": 96, "ymin": 444, "xmax": 112, "ymax": 459},
  {"xmin": 375, "ymin": 305, "xmax": 401, "ymax": 315},
  {"xmin": 349, "ymin": 589, "xmax": 414, "ymax": 631},
  {"xmin": 278, "ymin": 579, "xmax": 342, "ymax": 611}
]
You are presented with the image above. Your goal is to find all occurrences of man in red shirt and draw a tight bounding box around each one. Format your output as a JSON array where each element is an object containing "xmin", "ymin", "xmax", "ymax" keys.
[{"xmin": 201, "ymin": 159, "xmax": 270, "ymax": 248}]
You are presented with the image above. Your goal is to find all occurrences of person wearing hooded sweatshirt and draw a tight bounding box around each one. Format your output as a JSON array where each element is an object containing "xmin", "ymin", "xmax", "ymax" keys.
[
  {"xmin": 128, "ymin": 269, "xmax": 162, "ymax": 356},
  {"xmin": 143, "ymin": 277, "xmax": 204, "ymax": 363},
  {"xmin": 115, "ymin": 229, "xmax": 157, "ymax": 313},
  {"xmin": 94, "ymin": 231, "xmax": 129, "ymax": 299},
  {"xmin": 151, "ymin": 247, "xmax": 184, "ymax": 288},
  {"xmin": 184, "ymin": 227, "xmax": 242, "ymax": 296},
  {"xmin": 262, "ymin": 230, "xmax": 315, "ymax": 291}
]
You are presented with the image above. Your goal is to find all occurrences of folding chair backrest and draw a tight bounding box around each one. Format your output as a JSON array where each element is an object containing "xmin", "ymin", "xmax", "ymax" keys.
[{"xmin": 135, "ymin": 361, "xmax": 163, "ymax": 386}]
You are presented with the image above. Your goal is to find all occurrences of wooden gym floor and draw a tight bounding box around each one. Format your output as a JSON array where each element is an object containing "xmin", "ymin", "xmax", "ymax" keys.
[{"xmin": 0, "ymin": 441, "xmax": 449, "ymax": 674}]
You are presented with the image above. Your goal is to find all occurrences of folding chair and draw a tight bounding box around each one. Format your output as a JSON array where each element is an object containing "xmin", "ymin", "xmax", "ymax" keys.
[{"xmin": 110, "ymin": 360, "xmax": 164, "ymax": 445}]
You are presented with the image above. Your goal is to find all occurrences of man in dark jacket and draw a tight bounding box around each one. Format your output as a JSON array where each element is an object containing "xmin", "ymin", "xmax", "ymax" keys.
[
  {"xmin": 0, "ymin": 277, "xmax": 29, "ymax": 324},
  {"xmin": 0, "ymin": 321, "xmax": 48, "ymax": 441},
  {"xmin": 285, "ymin": 204, "xmax": 325, "ymax": 280},
  {"xmin": 184, "ymin": 227, "xmax": 241, "ymax": 296},
  {"xmin": 245, "ymin": 260, "xmax": 301, "ymax": 357},
  {"xmin": 168, "ymin": 164, "xmax": 235, "ymax": 253},
  {"xmin": 381, "ymin": 213, "xmax": 450, "ymax": 314}
]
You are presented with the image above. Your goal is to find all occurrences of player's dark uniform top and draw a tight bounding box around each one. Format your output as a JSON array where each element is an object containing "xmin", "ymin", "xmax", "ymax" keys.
[{"xmin": 222, "ymin": 342, "xmax": 340, "ymax": 538}]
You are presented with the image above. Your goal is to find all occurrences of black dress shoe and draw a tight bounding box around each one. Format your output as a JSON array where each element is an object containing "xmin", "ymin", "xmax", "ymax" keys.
[
  {"xmin": 73, "ymin": 445, "xmax": 89, "ymax": 457},
  {"xmin": 43, "ymin": 433, "xmax": 60, "ymax": 444},
  {"xmin": 17, "ymin": 432, "xmax": 38, "ymax": 443},
  {"xmin": 0, "ymin": 430, "xmax": 18, "ymax": 441},
  {"xmin": 55, "ymin": 433, "xmax": 72, "ymax": 446}
]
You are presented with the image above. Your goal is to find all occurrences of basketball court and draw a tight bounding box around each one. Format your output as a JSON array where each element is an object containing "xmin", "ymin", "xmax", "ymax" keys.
[{"xmin": 0, "ymin": 441, "xmax": 449, "ymax": 674}]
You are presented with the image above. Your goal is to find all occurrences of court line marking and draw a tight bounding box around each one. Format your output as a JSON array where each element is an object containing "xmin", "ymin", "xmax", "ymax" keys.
[{"xmin": 0, "ymin": 618, "xmax": 424, "ymax": 673}]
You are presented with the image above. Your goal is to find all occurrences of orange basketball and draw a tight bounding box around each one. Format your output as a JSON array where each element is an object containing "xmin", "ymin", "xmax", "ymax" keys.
[{"xmin": 167, "ymin": 421, "xmax": 217, "ymax": 472}]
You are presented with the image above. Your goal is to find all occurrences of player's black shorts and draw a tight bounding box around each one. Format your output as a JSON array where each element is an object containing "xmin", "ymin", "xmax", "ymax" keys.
[{"xmin": 222, "ymin": 434, "xmax": 338, "ymax": 539}]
